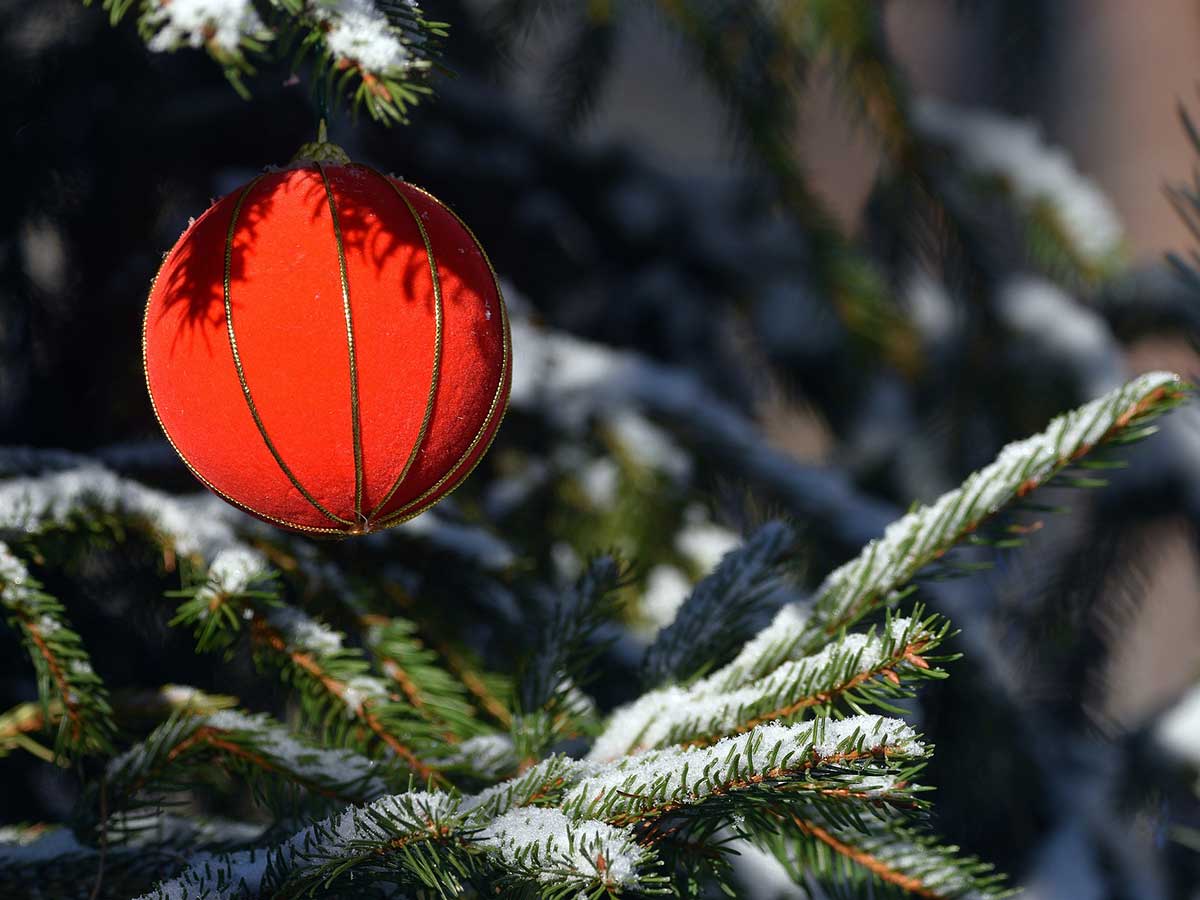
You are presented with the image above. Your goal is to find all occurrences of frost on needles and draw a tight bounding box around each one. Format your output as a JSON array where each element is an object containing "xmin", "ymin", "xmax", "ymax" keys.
[
  {"xmin": 89, "ymin": 0, "xmax": 447, "ymax": 121},
  {"xmin": 0, "ymin": 370, "xmax": 1188, "ymax": 899}
]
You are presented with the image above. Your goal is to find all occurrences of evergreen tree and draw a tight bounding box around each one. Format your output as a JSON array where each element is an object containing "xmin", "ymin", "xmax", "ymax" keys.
[{"xmin": 3, "ymin": 2, "xmax": 1200, "ymax": 898}]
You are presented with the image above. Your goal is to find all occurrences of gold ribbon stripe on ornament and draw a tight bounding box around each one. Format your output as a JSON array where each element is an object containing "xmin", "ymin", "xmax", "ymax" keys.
[
  {"xmin": 315, "ymin": 163, "xmax": 367, "ymax": 526},
  {"xmin": 359, "ymin": 165, "xmax": 444, "ymax": 522},
  {"xmin": 142, "ymin": 200, "xmax": 349, "ymax": 536},
  {"xmin": 372, "ymin": 180, "xmax": 512, "ymax": 528},
  {"xmin": 222, "ymin": 176, "xmax": 355, "ymax": 528}
]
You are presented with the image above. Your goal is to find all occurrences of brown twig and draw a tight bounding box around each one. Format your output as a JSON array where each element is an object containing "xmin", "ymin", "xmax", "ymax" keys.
[
  {"xmin": 673, "ymin": 640, "xmax": 931, "ymax": 751},
  {"xmin": 21, "ymin": 616, "xmax": 84, "ymax": 743},
  {"xmin": 791, "ymin": 815, "xmax": 944, "ymax": 899},
  {"xmin": 252, "ymin": 621, "xmax": 436, "ymax": 781},
  {"xmin": 608, "ymin": 747, "xmax": 909, "ymax": 829}
]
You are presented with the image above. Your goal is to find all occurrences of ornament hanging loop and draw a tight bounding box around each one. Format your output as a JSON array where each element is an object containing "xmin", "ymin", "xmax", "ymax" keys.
[{"xmin": 290, "ymin": 119, "xmax": 351, "ymax": 167}]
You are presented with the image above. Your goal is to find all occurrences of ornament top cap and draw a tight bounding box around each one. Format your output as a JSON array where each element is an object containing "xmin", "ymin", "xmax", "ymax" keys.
[{"xmin": 288, "ymin": 120, "xmax": 351, "ymax": 167}]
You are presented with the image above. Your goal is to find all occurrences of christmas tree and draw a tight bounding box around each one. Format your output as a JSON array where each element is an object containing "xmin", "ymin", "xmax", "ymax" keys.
[{"xmin": 3, "ymin": 2, "xmax": 1200, "ymax": 898}]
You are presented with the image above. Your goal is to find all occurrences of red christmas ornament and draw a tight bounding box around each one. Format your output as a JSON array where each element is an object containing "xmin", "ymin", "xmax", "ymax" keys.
[{"xmin": 143, "ymin": 137, "xmax": 511, "ymax": 536}]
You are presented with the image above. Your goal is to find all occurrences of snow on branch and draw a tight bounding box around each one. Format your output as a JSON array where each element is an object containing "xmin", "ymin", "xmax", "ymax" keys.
[
  {"xmin": 765, "ymin": 818, "xmax": 1005, "ymax": 900},
  {"xmin": 139, "ymin": 755, "xmax": 586, "ymax": 898},
  {"xmin": 90, "ymin": 0, "xmax": 446, "ymax": 120},
  {"xmin": 140, "ymin": 789, "xmax": 458, "ymax": 899},
  {"xmin": 569, "ymin": 715, "xmax": 925, "ymax": 826},
  {"xmin": 315, "ymin": 0, "xmax": 416, "ymax": 75},
  {"xmin": 477, "ymin": 807, "xmax": 654, "ymax": 895},
  {"xmin": 627, "ymin": 371, "xmax": 1185, "ymax": 721},
  {"xmin": 164, "ymin": 554, "xmax": 442, "ymax": 779},
  {"xmin": 143, "ymin": 0, "xmax": 267, "ymax": 55},
  {"xmin": 105, "ymin": 709, "xmax": 392, "ymax": 813},
  {"xmin": 0, "ymin": 457, "xmax": 512, "ymax": 578},
  {"xmin": 249, "ymin": 606, "xmax": 439, "ymax": 778},
  {"xmin": 592, "ymin": 613, "xmax": 945, "ymax": 759},
  {"xmin": 0, "ymin": 463, "xmax": 248, "ymax": 561},
  {"xmin": 806, "ymin": 371, "xmax": 1185, "ymax": 643},
  {"xmin": 722, "ymin": 373, "xmax": 1182, "ymax": 694},
  {"xmin": 591, "ymin": 373, "xmax": 1184, "ymax": 759},
  {"xmin": 138, "ymin": 712, "xmax": 927, "ymax": 899}
]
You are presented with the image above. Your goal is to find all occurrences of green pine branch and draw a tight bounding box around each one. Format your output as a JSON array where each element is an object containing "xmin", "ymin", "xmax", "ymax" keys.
[
  {"xmin": 642, "ymin": 521, "xmax": 797, "ymax": 689},
  {"xmin": 100, "ymin": 709, "xmax": 395, "ymax": 826},
  {"xmin": 513, "ymin": 554, "xmax": 628, "ymax": 760},
  {"xmin": 0, "ymin": 542, "xmax": 115, "ymax": 760},
  {"xmin": 760, "ymin": 818, "xmax": 1010, "ymax": 900},
  {"xmin": 362, "ymin": 614, "xmax": 490, "ymax": 742},
  {"xmin": 84, "ymin": 0, "xmax": 448, "ymax": 123}
]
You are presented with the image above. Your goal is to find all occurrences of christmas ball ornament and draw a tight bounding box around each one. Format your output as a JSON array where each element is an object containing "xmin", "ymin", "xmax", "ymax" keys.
[{"xmin": 143, "ymin": 135, "xmax": 511, "ymax": 536}]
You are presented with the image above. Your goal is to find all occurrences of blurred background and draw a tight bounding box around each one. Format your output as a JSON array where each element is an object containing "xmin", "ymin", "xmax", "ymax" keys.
[{"xmin": 5, "ymin": 0, "xmax": 1200, "ymax": 896}]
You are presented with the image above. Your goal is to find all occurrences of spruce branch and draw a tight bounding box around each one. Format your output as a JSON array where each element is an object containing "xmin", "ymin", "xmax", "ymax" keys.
[
  {"xmin": 642, "ymin": 520, "xmax": 796, "ymax": 689},
  {"xmin": 513, "ymin": 554, "xmax": 627, "ymax": 759},
  {"xmin": 138, "ymin": 755, "xmax": 586, "ymax": 898},
  {"xmin": 165, "ymin": 548, "xmax": 442, "ymax": 780},
  {"xmin": 0, "ymin": 464, "xmax": 251, "ymax": 563},
  {"xmin": 651, "ymin": 371, "xmax": 1190, "ymax": 715},
  {"xmin": 102, "ymin": 709, "xmax": 394, "ymax": 821},
  {"xmin": 249, "ymin": 609, "xmax": 438, "ymax": 780},
  {"xmin": 804, "ymin": 371, "xmax": 1186, "ymax": 644},
  {"xmin": 361, "ymin": 614, "xmax": 487, "ymax": 742},
  {"xmin": 568, "ymin": 715, "xmax": 926, "ymax": 828},
  {"xmin": 135, "ymin": 716, "xmax": 927, "ymax": 899},
  {"xmin": 595, "ymin": 612, "xmax": 947, "ymax": 759},
  {"xmin": 84, "ymin": 0, "xmax": 449, "ymax": 122},
  {"xmin": 761, "ymin": 817, "xmax": 1009, "ymax": 900},
  {"xmin": 0, "ymin": 542, "xmax": 115, "ymax": 760},
  {"xmin": 0, "ymin": 685, "xmax": 235, "ymax": 764}
]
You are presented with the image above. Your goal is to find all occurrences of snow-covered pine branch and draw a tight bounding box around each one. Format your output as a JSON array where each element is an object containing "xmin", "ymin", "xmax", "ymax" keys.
[
  {"xmin": 248, "ymin": 604, "xmax": 440, "ymax": 778},
  {"xmin": 568, "ymin": 715, "xmax": 925, "ymax": 826},
  {"xmin": 592, "ymin": 612, "xmax": 946, "ymax": 759},
  {"xmin": 0, "ymin": 455, "xmax": 511, "ymax": 587},
  {"xmin": 104, "ymin": 709, "xmax": 392, "ymax": 816},
  {"xmin": 805, "ymin": 371, "xmax": 1185, "ymax": 642},
  {"xmin": 87, "ymin": 0, "xmax": 447, "ymax": 121},
  {"xmin": 712, "ymin": 371, "xmax": 1183, "ymax": 694},
  {"xmin": 0, "ymin": 464, "xmax": 247, "ymax": 560},
  {"xmin": 760, "ymin": 818, "xmax": 1006, "ymax": 900},
  {"xmin": 590, "ymin": 372, "xmax": 1185, "ymax": 761},
  {"xmin": 138, "ymin": 755, "xmax": 586, "ymax": 898},
  {"xmin": 137, "ymin": 714, "xmax": 930, "ymax": 898}
]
